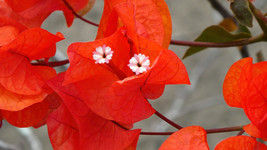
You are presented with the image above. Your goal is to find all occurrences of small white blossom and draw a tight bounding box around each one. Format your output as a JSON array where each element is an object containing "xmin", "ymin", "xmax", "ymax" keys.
[
  {"xmin": 93, "ymin": 45, "xmax": 113, "ymax": 64},
  {"xmin": 128, "ymin": 54, "xmax": 150, "ymax": 75}
]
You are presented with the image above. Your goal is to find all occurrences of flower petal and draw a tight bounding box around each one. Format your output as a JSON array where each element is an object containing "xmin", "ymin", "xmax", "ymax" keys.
[
  {"xmin": 215, "ymin": 136, "xmax": 267, "ymax": 150},
  {"xmin": 0, "ymin": 26, "xmax": 19, "ymax": 46},
  {"xmin": 4, "ymin": 0, "xmax": 90, "ymax": 27},
  {"xmin": 1, "ymin": 28, "xmax": 63, "ymax": 60},
  {"xmin": 64, "ymin": 28, "xmax": 131, "ymax": 85},
  {"xmin": 97, "ymin": 0, "xmax": 171, "ymax": 48},
  {"xmin": 159, "ymin": 126, "xmax": 209, "ymax": 150},
  {"xmin": 243, "ymin": 123, "xmax": 267, "ymax": 141},
  {"xmin": 145, "ymin": 49, "xmax": 190, "ymax": 85},
  {"xmin": 47, "ymin": 73, "xmax": 141, "ymax": 150},
  {"xmin": 105, "ymin": 82, "xmax": 155, "ymax": 124},
  {"xmin": 243, "ymin": 72, "xmax": 267, "ymax": 135},
  {"xmin": 141, "ymin": 84, "xmax": 165, "ymax": 99},
  {"xmin": 2, "ymin": 95, "xmax": 50, "ymax": 127},
  {"xmin": 0, "ymin": 51, "xmax": 56, "ymax": 95},
  {"xmin": 0, "ymin": 84, "xmax": 47, "ymax": 111},
  {"xmin": 223, "ymin": 57, "xmax": 253, "ymax": 108},
  {"xmin": 47, "ymin": 102, "xmax": 79, "ymax": 150}
]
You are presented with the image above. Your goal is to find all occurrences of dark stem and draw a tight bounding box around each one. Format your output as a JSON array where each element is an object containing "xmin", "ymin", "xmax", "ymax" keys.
[
  {"xmin": 31, "ymin": 59, "xmax": 69, "ymax": 67},
  {"xmin": 206, "ymin": 125, "xmax": 243, "ymax": 134},
  {"xmin": 139, "ymin": 125, "xmax": 244, "ymax": 136},
  {"xmin": 155, "ymin": 110, "xmax": 183, "ymax": 130},
  {"xmin": 237, "ymin": 129, "xmax": 245, "ymax": 136},
  {"xmin": 170, "ymin": 34, "xmax": 264, "ymax": 47},
  {"xmin": 208, "ymin": 0, "xmax": 233, "ymax": 19},
  {"xmin": 62, "ymin": 0, "xmax": 99, "ymax": 27},
  {"xmin": 140, "ymin": 132, "xmax": 173, "ymax": 135},
  {"xmin": 240, "ymin": 46, "xmax": 249, "ymax": 58}
]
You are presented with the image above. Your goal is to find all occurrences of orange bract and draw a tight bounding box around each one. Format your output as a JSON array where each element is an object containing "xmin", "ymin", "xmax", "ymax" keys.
[
  {"xmin": 159, "ymin": 126, "xmax": 209, "ymax": 150},
  {"xmin": 47, "ymin": 73, "xmax": 141, "ymax": 150},
  {"xmin": 215, "ymin": 136, "xmax": 267, "ymax": 150},
  {"xmin": 223, "ymin": 57, "xmax": 267, "ymax": 140},
  {"xmin": 4, "ymin": 0, "xmax": 91, "ymax": 27},
  {"xmin": 64, "ymin": 28, "xmax": 189, "ymax": 124},
  {"xmin": 244, "ymin": 123, "xmax": 267, "ymax": 141},
  {"xmin": 97, "ymin": 0, "xmax": 172, "ymax": 48},
  {"xmin": 0, "ymin": 28, "xmax": 62, "ymax": 113}
]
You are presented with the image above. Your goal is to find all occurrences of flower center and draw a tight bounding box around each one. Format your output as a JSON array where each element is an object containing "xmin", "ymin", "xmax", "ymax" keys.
[
  {"xmin": 128, "ymin": 54, "xmax": 150, "ymax": 75},
  {"xmin": 93, "ymin": 45, "xmax": 113, "ymax": 64}
]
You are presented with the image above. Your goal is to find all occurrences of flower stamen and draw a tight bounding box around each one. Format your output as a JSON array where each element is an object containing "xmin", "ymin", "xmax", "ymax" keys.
[
  {"xmin": 93, "ymin": 45, "xmax": 113, "ymax": 64},
  {"xmin": 128, "ymin": 54, "xmax": 150, "ymax": 75}
]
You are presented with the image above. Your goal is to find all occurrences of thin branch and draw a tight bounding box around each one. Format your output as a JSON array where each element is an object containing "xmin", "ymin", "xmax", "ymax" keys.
[
  {"xmin": 47, "ymin": 60, "xmax": 70, "ymax": 67},
  {"xmin": 239, "ymin": 46, "xmax": 249, "ymax": 58},
  {"xmin": 208, "ymin": 0, "xmax": 233, "ymax": 19},
  {"xmin": 237, "ymin": 129, "xmax": 245, "ymax": 136},
  {"xmin": 140, "ymin": 132, "xmax": 173, "ymax": 135},
  {"xmin": 155, "ymin": 110, "xmax": 183, "ymax": 130},
  {"xmin": 206, "ymin": 125, "xmax": 243, "ymax": 134},
  {"xmin": 62, "ymin": 0, "xmax": 99, "ymax": 27},
  {"xmin": 31, "ymin": 60, "xmax": 69, "ymax": 67},
  {"xmin": 140, "ymin": 125, "xmax": 244, "ymax": 136},
  {"xmin": 170, "ymin": 33, "xmax": 264, "ymax": 47}
]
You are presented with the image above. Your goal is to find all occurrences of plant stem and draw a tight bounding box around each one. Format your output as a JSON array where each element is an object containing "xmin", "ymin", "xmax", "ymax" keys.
[
  {"xmin": 170, "ymin": 33, "xmax": 264, "ymax": 47},
  {"xmin": 31, "ymin": 60, "xmax": 69, "ymax": 67},
  {"xmin": 155, "ymin": 111, "xmax": 183, "ymax": 130},
  {"xmin": 207, "ymin": 0, "xmax": 251, "ymax": 58},
  {"xmin": 140, "ymin": 125, "xmax": 244, "ymax": 136},
  {"xmin": 237, "ymin": 129, "xmax": 245, "ymax": 136},
  {"xmin": 140, "ymin": 132, "xmax": 173, "ymax": 135},
  {"xmin": 208, "ymin": 0, "xmax": 233, "ymax": 19},
  {"xmin": 48, "ymin": 60, "xmax": 70, "ymax": 67},
  {"xmin": 206, "ymin": 125, "xmax": 243, "ymax": 134},
  {"xmin": 62, "ymin": 0, "xmax": 99, "ymax": 27},
  {"xmin": 240, "ymin": 46, "xmax": 249, "ymax": 58}
]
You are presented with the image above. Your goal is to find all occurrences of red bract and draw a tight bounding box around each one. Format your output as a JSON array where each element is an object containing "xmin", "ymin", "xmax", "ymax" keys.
[
  {"xmin": 96, "ymin": 0, "xmax": 172, "ymax": 48},
  {"xmin": 47, "ymin": 73, "xmax": 141, "ymax": 150},
  {"xmin": 159, "ymin": 126, "xmax": 209, "ymax": 150},
  {"xmin": 0, "ymin": 28, "xmax": 63, "ymax": 127},
  {"xmin": 0, "ymin": 26, "xmax": 19, "ymax": 46},
  {"xmin": 1, "ymin": 92, "xmax": 60, "ymax": 127},
  {"xmin": 63, "ymin": 27, "xmax": 189, "ymax": 124},
  {"xmin": 3, "ymin": 0, "xmax": 92, "ymax": 27},
  {"xmin": 223, "ymin": 57, "xmax": 267, "ymax": 139},
  {"xmin": 244, "ymin": 123, "xmax": 267, "ymax": 141},
  {"xmin": 215, "ymin": 136, "xmax": 267, "ymax": 150}
]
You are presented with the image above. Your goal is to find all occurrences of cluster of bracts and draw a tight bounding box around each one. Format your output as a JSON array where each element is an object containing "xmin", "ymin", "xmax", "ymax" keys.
[{"xmin": 0, "ymin": 0, "xmax": 266, "ymax": 149}]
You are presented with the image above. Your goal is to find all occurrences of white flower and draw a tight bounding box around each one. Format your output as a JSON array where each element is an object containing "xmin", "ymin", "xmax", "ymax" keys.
[
  {"xmin": 128, "ymin": 54, "xmax": 150, "ymax": 75},
  {"xmin": 93, "ymin": 45, "xmax": 113, "ymax": 64}
]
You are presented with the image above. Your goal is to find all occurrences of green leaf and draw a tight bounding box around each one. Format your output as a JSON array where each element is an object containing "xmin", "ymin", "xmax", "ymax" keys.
[
  {"xmin": 249, "ymin": 2, "xmax": 267, "ymax": 35},
  {"xmin": 183, "ymin": 25, "xmax": 251, "ymax": 59},
  {"xmin": 235, "ymin": 24, "xmax": 251, "ymax": 35},
  {"xmin": 230, "ymin": 0, "xmax": 253, "ymax": 27}
]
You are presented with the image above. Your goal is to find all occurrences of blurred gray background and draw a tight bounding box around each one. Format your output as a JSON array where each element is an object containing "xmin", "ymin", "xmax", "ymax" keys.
[{"xmin": 0, "ymin": 0, "xmax": 266, "ymax": 150}]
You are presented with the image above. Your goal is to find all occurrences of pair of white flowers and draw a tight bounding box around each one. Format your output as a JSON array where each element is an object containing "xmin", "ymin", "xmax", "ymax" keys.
[{"xmin": 93, "ymin": 45, "xmax": 150, "ymax": 75}]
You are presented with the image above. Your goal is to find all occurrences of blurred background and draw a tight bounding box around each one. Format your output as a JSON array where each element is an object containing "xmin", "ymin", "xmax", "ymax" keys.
[{"xmin": 0, "ymin": 0, "xmax": 266, "ymax": 149}]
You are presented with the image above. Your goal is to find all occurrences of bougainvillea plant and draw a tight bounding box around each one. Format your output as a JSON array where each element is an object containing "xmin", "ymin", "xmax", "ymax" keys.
[{"xmin": 0, "ymin": 0, "xmax": 266, "ymax": 149}]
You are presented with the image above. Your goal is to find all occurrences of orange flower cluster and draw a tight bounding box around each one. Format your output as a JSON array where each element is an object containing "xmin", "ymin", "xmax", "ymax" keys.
[{"xmin": 0, "ymin": 0, "xmax": 266, "ymax": 149}]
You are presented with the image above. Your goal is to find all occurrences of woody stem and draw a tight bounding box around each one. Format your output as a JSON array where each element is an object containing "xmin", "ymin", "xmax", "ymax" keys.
[
  {"xmin": 170, "ymin": 33, "xmax": 265, "ymax": 47},
  {"xmin": 31, "ymin": 59, "xmax": 69, "ymax": 67},
  {"xmin": 155, "ymin": 110, "xmax": 183, "ymax": 130},
  {"xmin": 140, "ymin": 125, "xmax": 244, "ymax": 135}
]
